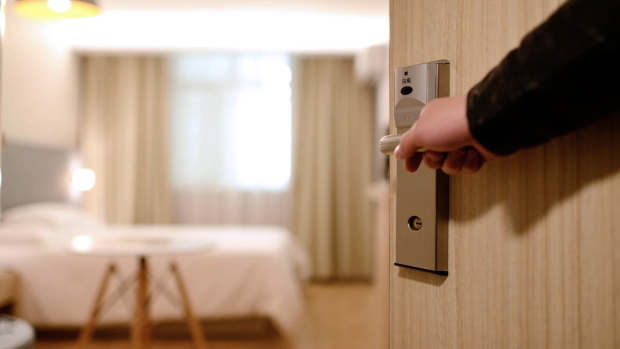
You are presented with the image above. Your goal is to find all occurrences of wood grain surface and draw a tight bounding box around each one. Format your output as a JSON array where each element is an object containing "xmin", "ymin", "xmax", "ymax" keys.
[{"xmin": 389, "ymin": 0, "xmax": 620, "ymax": 348}]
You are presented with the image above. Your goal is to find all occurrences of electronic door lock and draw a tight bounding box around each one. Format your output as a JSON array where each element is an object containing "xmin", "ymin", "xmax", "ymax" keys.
[{"xmin": 384, "ymin": 60, "xmax": 450, "ymax": 276}]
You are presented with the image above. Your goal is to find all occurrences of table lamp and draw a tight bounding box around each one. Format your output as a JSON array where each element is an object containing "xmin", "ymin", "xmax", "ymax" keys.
[{"xmin": 72, "ymin": 168, "xmax": 96, "ymax": 191}]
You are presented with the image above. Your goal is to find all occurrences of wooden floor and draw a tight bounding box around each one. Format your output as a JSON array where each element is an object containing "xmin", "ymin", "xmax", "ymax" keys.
[{"xmin": 36, "ymin": 283, "xmax": 388, "ymax": 349}]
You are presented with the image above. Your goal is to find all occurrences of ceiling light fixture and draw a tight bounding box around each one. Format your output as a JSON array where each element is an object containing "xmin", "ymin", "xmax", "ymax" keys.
[
  {"xmin": 15, "ymin": 0, "xmax": 99, "ymax": 20},
  {"xmin": 48, "ymin": 0, "xmax": 71, "ymax": 13}
]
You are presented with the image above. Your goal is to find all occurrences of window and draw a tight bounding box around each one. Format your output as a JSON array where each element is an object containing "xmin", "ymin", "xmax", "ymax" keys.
[{"xmin": 169, "ymin": 54, "xmax": 292, "ymax": 192}]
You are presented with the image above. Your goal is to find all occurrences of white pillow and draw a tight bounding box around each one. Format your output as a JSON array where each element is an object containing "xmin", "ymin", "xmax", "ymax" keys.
[{"xmin": 1, "ymin": 202, "xmax": 103, "ymax": 228}]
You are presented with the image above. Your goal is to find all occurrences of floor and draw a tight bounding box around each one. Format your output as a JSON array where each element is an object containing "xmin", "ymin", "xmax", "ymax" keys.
[{"xmin": 36, "ymin": 283, "xmax": 388, "ymax": 349}]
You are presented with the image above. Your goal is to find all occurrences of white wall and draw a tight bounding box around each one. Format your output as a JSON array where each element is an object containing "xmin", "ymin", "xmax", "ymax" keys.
[{"xmin": 2, "ymin": 7, "xmax": 78, "ymax": 149}]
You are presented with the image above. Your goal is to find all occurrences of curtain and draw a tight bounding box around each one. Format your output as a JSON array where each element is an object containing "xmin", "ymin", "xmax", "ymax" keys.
[
  {"xmin": 292, "ymin": 57, "xmax": 374, "ymax": 280},
  {"xmin": 80, "ymin": 56, "xmax": 172, "ymax": 224},
  {"xmin": 173, "ymin": 190, "xmax": 290, "ymax": 227},
  {"xmin": 168, "ymin": 54, "xmax": 292, "ymax": 228}
]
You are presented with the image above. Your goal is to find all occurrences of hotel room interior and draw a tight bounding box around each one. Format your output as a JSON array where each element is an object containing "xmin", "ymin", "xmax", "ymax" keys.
[{"xmin": 0, "ymin": 0, "xmax": 390, "ymax": 348}]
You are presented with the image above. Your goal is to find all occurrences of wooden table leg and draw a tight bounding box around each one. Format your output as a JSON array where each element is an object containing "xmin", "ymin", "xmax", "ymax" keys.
[
  {"xmin": 170, "ymin": 262, "xmax": 208, "ymax": 349},
  {"xmin": 143, "ymin": 258, "xmax": 151, "ymax": 349},
  {"xmin": 77, "ymin": 263, "xmax": 116, "ymax": 349},
  {"xmin": 132, "ymin": 256, "xmax": 151, "ymax": 349}
]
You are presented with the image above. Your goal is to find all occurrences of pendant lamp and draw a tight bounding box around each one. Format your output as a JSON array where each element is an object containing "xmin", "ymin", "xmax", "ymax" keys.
[{"xmin": 15, "ymin": 0, "xmax": 100, "ymax": 20}]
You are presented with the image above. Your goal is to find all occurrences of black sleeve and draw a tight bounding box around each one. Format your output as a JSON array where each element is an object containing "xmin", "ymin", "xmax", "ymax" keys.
[{"xmin": 466, "ymin": 0, "xmax": 620, "ymax": 156}]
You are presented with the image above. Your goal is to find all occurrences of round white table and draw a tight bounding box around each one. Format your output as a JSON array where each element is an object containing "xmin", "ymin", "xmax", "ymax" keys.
[{"xmin": 65, "ymin": 234, "xmax": 215, "ymax": 349}]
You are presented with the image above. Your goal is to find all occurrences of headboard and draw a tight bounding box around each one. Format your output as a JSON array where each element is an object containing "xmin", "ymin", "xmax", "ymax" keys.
[{"xmin": 1, "ymin": 142, "xmax": 76, "ymax": 211}]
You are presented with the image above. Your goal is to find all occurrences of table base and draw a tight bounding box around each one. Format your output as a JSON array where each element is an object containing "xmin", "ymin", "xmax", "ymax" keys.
[{"xmin": 76, "ymin": 256, "xmax": 208, "ymax": 349}]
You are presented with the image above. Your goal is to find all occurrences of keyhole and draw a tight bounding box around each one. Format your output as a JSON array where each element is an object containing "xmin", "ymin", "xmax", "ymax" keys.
[{"xmin": 408, "ymin": 216, "xmax": 422, "ymax": 231}]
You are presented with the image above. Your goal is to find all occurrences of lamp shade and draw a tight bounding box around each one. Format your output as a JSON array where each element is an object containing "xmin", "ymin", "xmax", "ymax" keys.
[{"xmin": 15, "ymin": 0, "xmax": 100, "ymax": 20}]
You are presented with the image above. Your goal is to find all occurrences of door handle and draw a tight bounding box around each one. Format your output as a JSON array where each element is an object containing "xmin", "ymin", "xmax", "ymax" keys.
[
  {"xmin": 379, "ymin": 134, "xmax": 426, "ymax": 155},
  {"xmin": 385, "ymin": 60, "xmax": 450, "ymax": 276}
]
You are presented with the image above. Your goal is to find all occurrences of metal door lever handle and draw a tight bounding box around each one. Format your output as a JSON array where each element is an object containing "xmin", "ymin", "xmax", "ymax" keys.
[{"xmin": 379, "ymin": 134, "xmax": 427, "ymax": 155}]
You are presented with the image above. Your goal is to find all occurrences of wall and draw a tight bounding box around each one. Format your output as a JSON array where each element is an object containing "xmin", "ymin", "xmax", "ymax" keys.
[
  {"xmin": 389, "ymin": 0, "xmax": 620, "ymax": 348},
  {"xmin": 2, "ymin": 7, "xmax": 78, "ymax": 149}
]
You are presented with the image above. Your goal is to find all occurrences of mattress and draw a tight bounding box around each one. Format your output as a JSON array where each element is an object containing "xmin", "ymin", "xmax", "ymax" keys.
[{"xmin": 0, "ymin": 225, "xmax": 310, "ymax": 338}]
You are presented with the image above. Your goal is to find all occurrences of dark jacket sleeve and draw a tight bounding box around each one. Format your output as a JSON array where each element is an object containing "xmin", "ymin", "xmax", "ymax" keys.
[{"xmin": 467, "ymin": 0, "xmax": 620, "ymax": 156}]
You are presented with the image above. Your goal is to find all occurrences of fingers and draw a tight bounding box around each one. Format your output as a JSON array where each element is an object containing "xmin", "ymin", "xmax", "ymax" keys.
[
  {"xmin": 394, "ymin": 124, "xmax": 423, "ymax": 159},
  {"xmin": 405, "ymin": 148, "xmax": 486, "ymax": 174},
  {"xmin": 404, "ymin": 153, "xmax": 424, "ymax": 173},
  {"xmin": 441, "ymin": 148, "xmax": 467, "ymax": 174},
  {"xmin": 462, "ymin": 149, "xmax": 484, "ymax": 174},
  {"xmin": 423, "ymin": 151, "xmax": 445, "ymax": 170}
]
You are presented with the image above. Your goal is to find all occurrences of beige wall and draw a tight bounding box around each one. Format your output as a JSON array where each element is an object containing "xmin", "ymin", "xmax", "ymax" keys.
[
  {"xmin": 1, "ymin": 7, "xmax": 78, "ymax": 149},
  {"xmin": 390, "ymin": 1, "xmax": 620, "ymax": 348}
]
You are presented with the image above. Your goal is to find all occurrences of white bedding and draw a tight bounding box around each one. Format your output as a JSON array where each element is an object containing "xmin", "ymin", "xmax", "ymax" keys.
[{"xmin": 0, "ymin": 225, "xmax": 310, "ymax": 338}]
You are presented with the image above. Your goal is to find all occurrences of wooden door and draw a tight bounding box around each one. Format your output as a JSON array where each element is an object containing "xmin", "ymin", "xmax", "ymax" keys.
[{"xmin": 389, "ymin": 1, "xmax": 620, "ymax": 348}]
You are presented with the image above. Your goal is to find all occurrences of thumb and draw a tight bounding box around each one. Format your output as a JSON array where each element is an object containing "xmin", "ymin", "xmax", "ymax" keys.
[{"xmin": 394, "ymin": 123, "xmax": 423, "ymax": 159}]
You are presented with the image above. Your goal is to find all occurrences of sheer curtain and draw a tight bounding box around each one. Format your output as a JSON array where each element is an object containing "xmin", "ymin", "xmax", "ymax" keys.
[{"xmin": 168, "ymin": 54, "xmax": 292, "ymax": 227}]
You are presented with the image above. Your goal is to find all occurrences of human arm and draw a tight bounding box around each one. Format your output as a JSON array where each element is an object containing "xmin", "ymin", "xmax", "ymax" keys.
[{"xmin": 395, "ymin": 0, "xmax": 620, "ymax": 173}]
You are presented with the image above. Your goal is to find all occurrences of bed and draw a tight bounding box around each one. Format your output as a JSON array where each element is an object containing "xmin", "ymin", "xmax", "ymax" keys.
[
  {"xmin": 0, "ymin": 218, "xmax": 310, "ymax": 338},
  {"xmin": 0, "ymin": 143, "xmax": 311, "ymax": 339}
]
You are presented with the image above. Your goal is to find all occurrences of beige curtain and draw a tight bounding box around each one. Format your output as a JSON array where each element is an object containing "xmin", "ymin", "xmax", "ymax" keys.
[
  {"xmin": 292, "ymin": 57, "xmax": 374, "ymax": 280},
  {"xmin": 80, "ymin": 56, "xmax": 172, "ymax": 224}
]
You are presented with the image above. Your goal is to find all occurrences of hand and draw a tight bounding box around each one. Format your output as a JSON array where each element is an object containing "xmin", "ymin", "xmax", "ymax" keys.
[{"xmin": 394, "ymin": 95, "xmax": 497, "ymax": 174}]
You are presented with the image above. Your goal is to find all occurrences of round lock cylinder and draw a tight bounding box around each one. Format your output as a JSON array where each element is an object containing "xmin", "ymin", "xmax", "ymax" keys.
[{"xmin": 408, "ymin": 216, "xmax": 422, "ymax": 231}]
